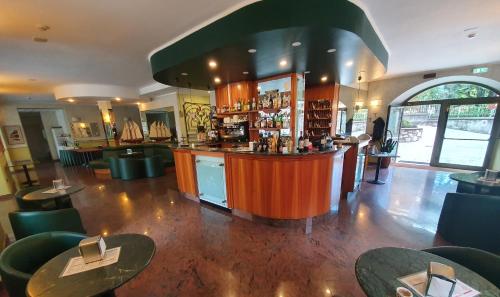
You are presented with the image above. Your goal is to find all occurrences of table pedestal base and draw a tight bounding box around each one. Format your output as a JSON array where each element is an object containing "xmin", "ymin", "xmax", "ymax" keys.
[{"xmin": 367, "ymin": 180, "xmax": 385, "ymax": 185}]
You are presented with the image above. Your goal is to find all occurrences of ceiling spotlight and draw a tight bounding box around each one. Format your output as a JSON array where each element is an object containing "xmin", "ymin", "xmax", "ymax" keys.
[
  {"xmin": 33, "ymin": 37, "xmax": 48, "ymax": 43},
  {"xmin": 327, "ymin": 48, "xmax": 337, "ymax": 53},
  {"xmin": 345, "ymin": 60, "xmax": 354, "ymax": 67},
  {"xmin": 214, "ymin": 77, "xmax": 221, "ymax": 83},
  {"xmin": 248, "ymin": 48, "xmax": 257, "ymax": 53},
  {"xmin": 279, "ymin": 59, "xmax": 287, "ymax": 67},
  {"xmin": 208, "ymin": 60, "xmax": 217, "ymax": 68},
  {"xmin": 292, "ymin": 41, "xmax": 301, "ymax": 47},
  {"xmin": 181, "ymin": 72, "xmax": 188, "ymax": 76},
  {"xmin": 67, "ymin": 98, "xmax": 75, "ymax": 103},
  {"xmin": 321, "ymin": 75, "xmax": 328, "ymax": 82},
  {"xmin": 243, "ymin": 71, "xmax": 249, "ymax": 75},
  {"xmin": 115, "ymin": 97, "xmax": 121, "ymax": 101}
]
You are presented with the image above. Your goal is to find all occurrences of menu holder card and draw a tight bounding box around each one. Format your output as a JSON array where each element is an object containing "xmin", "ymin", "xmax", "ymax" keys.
[
  {"xmin": 398, "ymin": 271, "xmax": 479, "ymax": 297},
  {"xmin": 60, "ymin": 247, "xmax": 121, "ymax": 277}
]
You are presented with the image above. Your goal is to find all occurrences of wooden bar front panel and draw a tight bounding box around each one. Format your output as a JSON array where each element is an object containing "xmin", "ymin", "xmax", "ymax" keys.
[
  {"xmin": 173, "ymin": 150, "xmax": 197, "ymax": 196},
  {"xmin": 225, "ymin": 153, "xmax": 335, "ymax": 219}
]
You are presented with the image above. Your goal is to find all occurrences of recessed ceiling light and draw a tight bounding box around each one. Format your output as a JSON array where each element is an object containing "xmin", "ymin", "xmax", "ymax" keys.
[
  {"xmin": 181, "ymin": 72, "xmax": 188, "ymax": 76},
  {"xmin": 345, "ymin": 60, "xmax": 354, "ymax": 67},
  {"xmin": 321, "ymin": 75, "xmax": 328, "ymax": 82},
  {"xmin": 208, "ymin": 60, "xmax": 217, "ymax": 68},
  {"xmin": 279, "ymin": 59, "xmax": 287, "ymax": 67},
  {"xmin": 136, "ymin": 102, "xmax": 141, "ymax": 105},
  {"xmin": 248, "ymin": 48, "xmax": 257, "ymax": 53},
  {"xmin": 243, "ymin": 71, "xmax": 249, "ymax": 75},
  {"xmin": 115, "ymin": 97, "xmax": 121, "ymax": 101},
  {"xmin": 292, "ymin": 41, "xmax": 301, "ymax": 47},
  {"xmin": 327, "ymin": 48, "xmax": 337, "ymax": 53},
  {"xmin": 33, "ymin": 37, "xmax": 48, "ymax": 43},
  {"xmin": 214, "ymin": 77, "xmax": 221, "ymax": 83},
  {"xmin": 67, "ymin": 98, "xmax": 75, "ymax": 103}
]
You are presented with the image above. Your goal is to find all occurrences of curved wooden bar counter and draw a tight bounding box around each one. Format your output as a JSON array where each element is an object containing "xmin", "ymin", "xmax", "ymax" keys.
[{"xmin": 173, "ymin": 146, "xmax": 350, "ymax": 220}]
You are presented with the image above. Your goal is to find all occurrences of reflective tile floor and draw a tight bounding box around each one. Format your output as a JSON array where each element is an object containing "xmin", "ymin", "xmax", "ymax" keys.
[{"xmin": 1, "ymin": 162, "xmax": 459, "ymax": 297}]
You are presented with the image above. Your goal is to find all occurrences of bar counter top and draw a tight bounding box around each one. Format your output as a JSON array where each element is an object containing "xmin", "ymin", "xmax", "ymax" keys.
[{"xmin": 172, "ymin": 144, "xmax": 351, "ymax": 157}]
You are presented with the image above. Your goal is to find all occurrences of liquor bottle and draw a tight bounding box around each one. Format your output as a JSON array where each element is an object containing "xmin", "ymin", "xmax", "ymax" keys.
[
  {"xmin": 237, "ymin": 100, "xmax": 241, "ymax": 111},
  {"xmin": 277, "ymin": 93, "xmax": 282, "ymax": 108},
  {"xmin": 298, "ymin": 131, "xmax": 304, "ymax": 152},
  {"xmin": 251, "ymin": 98, "xmax": 256, "ymax": 110},
  {"xmin": 320, "ymin": 132, "xmax": 327, "ymax": 151},
  {"xmin": 303, "ymin": 131, "xmax": 310, "ymax": 152}
]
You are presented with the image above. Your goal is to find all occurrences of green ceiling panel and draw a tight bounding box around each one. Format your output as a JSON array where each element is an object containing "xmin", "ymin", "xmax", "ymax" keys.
[{"xmin": 150, "ymin": 0, "xmax": 388, "ymax": 89}]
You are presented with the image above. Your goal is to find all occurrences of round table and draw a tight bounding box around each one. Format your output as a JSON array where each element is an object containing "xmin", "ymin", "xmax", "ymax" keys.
[
  {"xmin": 27, "ymin": 234, "xmax": 155, "ymax": 297},
  {"xmin": 367, "ymin": 153, "xmax": 398, "ymax": 185},
  {"xmin": 23, "ymin": 185, "xmax": 85, "ymax": 209},
  {"xmin": 449, "ymin": 172, "xmax": 500, "ymax": 196},
  {"xmin": 355, "ymin": 247, "xmax": 499, "ymax": 297}
]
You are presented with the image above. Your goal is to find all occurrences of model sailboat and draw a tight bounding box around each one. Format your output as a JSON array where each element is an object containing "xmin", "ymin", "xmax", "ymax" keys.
[
  {"xmin": 149, "ymin": 121, "xmax": 171, "ymax": 141},
  {"xmin": 120, "ymin": 120, "xmax": 144, "ymax": 143}
]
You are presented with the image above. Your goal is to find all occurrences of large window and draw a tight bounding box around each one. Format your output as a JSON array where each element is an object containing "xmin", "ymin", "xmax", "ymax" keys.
[
  {"xmin": 351, "ymin": 108, "xmax": 368, "ymax": 137},
  {"xmin": 409, "ymin": 83, "xmax": 498, "ymax": 102},
  {"xmin": 390, "ymin": 82, "xmax": 499, "ymax": 170}
]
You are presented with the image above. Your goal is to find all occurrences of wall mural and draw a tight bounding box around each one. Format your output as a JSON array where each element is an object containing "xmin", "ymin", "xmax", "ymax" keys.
[{"xmin": 182, "ymin": 102, "xmax": 211, "ymax": 136}]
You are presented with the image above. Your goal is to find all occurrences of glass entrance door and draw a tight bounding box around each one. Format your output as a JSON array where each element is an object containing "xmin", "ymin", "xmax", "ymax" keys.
[{"xmin": 436, "ymin": 103, "xmax": 497, "ymax": 169}]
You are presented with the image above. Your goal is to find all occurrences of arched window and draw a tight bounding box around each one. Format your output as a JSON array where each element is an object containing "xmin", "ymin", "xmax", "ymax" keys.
[{"xmin": 408, "ymin": 83, "xmax": 498, "ymax": 103}]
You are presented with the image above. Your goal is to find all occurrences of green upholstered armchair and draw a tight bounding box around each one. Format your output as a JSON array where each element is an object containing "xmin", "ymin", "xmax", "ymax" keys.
[
  {"xmin": 15, "ymin": 185, "xmax": 57, "ymax": 211},
  {"xmin": 144, "ymin": 155, "xmax": 164, "ymax": 178},
  {"xmin": 0, "ymin": 232, "xmax": 86, "ymax": 297},
  {"xmin": 109, "ymin": 157, "xmax": 121, "ymax": 179},
  {"xmin": 437, "ymin": 193, "xmax": 500, "ymax": 254},
  {"xmin": 118, "ymin": 158, "xmax": 146, "ymax": 180},
  {"xmin": 9, "ymin": 208, "xmax": 86, "ymax": 240},
  {"xmin": 423, "ymin": 246, "xmax": 500, "ymax": 288}
]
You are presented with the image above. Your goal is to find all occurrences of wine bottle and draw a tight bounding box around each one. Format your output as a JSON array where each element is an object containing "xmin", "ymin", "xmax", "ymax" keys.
[{"xmin": 298, "ymin": 131, "xmax": 304, "ymax": 152}]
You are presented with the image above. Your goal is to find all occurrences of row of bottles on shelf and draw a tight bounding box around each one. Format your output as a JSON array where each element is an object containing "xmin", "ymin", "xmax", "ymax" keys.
[
  {"xmin": 306, "ymin": 110, "xmax": 332, "ymax": 120},
  {"xmin": 254, "ymin": 132, "xmax": 293, "ymax": 153},
  {"xmin": 308, "ymin": 99, "xmax": 331, "ymax": 110},
  {"xmin": 250, "ymin": 112, "xmax": 290, "ymax": 129},
  {"xmin": 259, "ymin": 90, "xmax": 291, "ymax": 110},
  {"xmin": 307, "ymin": 121, "xmax": 332, "ymax": 129},
  {"xmin": 298, "ymin": 131, "xmax": 333, "ymax": 152},
  {"xmin": 217, "ymin": 91, "xmax": 291, "ymax": 113}
]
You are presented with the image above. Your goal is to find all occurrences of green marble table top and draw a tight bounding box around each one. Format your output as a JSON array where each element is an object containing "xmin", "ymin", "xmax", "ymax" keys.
[
  {"xmin": 27, "ymin": 234, "xmax": 155, "ymax": 297},
  {"xmin": 355, "ymin": 247, "xmax": 499, "ymax": 297},
  {"xmin": 449, "ymin": 172, "xmax": 500, "ymax": 188}
]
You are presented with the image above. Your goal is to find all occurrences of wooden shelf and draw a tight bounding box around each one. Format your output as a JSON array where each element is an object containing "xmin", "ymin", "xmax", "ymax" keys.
[
  {"xmin": 307, "ymin": 108, "xmax": 331, "ymax": 111},
  {"xmin": 249, "ymin": 127, "xmax": 284, "ymax": 131},
  {"xmin": 307, "ymin": 127, "xmax": 330, "ymax": 129},
  {"xmin": 307, "ymin": 118, "xmax": 331, "ymax": 120},
  {"xmin": 217, "ymin": 107, "xmax": 289, "ymax": 117}
]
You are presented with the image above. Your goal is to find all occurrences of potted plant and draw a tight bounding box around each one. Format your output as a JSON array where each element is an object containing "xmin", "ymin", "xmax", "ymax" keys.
[{"xmin": 377, "ymin": 131, "xmax": 398, "ymax": 168}]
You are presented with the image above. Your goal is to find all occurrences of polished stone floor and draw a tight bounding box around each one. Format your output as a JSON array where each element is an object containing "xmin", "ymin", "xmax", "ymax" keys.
[{"xmin": 2, "ymin": 162, "xmax": 459, "ymax": 297}]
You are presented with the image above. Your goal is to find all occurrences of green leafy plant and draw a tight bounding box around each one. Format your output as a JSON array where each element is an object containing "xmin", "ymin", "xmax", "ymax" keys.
[{"xmin": 377, "ymin": 130, "xmax": 398, "ymax": 153}]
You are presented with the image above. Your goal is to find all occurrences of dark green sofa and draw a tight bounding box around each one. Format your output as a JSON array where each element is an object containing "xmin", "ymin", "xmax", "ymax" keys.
[{"xmin": 89, "ymin": 144, "xmax": 174, "ymax": 180}]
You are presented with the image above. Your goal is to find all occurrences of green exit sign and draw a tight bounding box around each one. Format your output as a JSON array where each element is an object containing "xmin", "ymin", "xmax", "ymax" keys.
[{"xmin": 472, "ymin": 67, "xmax": 488, "ymax": 74}]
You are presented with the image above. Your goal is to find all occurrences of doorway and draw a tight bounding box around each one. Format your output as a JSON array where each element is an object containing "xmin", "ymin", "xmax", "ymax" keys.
[
  {"xmin": 388, "ymin": 82, "xmax": 500, "ymax": 170},
  {"xmin": 18, "ymin": 112, "xmax": 52, "ymax": 162}
]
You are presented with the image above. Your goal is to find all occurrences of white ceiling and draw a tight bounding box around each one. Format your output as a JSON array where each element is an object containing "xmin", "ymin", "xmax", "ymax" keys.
[{"xmin": 1, "ymin": 0, "xmax": 499, "ymax": 101}]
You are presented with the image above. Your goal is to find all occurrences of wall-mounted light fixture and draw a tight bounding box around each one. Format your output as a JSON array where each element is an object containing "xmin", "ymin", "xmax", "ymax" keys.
[{"xmin": 370, "ymin": 100, "xmax": 381, "ymax": 107}]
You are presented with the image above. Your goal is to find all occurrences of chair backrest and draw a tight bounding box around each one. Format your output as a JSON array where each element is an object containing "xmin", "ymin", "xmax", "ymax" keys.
[
  {"xmin": 423, "ymin": 246, "xmax": 500, "ymax": 288},
  {"xmin": 9, "ymin": 208, "xmax": 86, "ymax": 240},
  {"xmin": 437, "ymin": 193, "xmax": 500, "ymax": 254},
  {"xmin": 14, "ymin": 185, "xmax": 45, "ymax": 210},
  {"xmin": 0, "ymin": 231, "xmax": 86, "ymax": 297}
]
